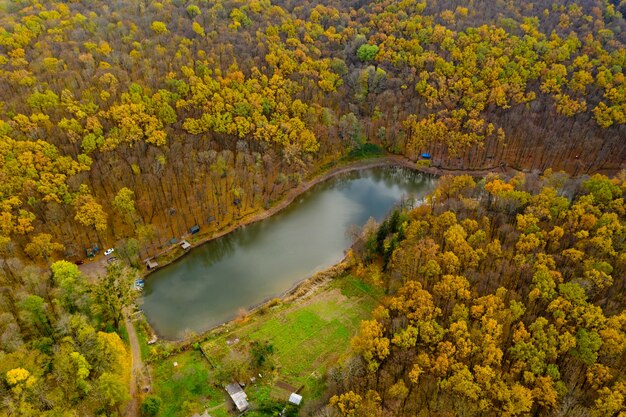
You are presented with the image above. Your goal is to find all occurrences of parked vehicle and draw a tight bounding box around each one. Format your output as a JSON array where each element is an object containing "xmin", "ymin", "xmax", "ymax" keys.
[
  {"xmin": 104, "ymin": 248, "xmax": 114, "ymax": 256},
  {"xmin": 74, "ymin": 260, "xmax": 84, "ymax": 265}
]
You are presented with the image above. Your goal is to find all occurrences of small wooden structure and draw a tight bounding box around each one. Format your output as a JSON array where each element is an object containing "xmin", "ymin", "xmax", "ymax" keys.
[
  {"xmin": 225, "ymin": 383, "xmax": 249, "ymax": 412},
  {"xmin": 180, "ymin": 240, "xmax": 191, "ymax": 250},
  {"xmin": 145, "ymin": 259, "xmax": 158, "ymax": 270}
]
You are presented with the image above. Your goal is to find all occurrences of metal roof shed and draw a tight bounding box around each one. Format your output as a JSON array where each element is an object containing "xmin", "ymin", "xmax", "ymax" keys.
[
  {"xmin": 288, "ymin": 393, "xmax": 302, "ymax": 406},
  {"xmin": 225, "ymin": 383, "xmax": 249, "ymax": 412},
  {"xmin": 180, "ymin": 240, "xmax": 191, "ymax": 250}
]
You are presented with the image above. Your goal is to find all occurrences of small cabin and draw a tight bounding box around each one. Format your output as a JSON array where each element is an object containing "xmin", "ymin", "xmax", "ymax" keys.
[
  {"xmin": 225, "ymin": 383, "xmax": 249, "ymax": 412},
  {"xmin": 180, "ymin": 240, "xmax": 191, "ymax": 250},
  {"xmin": 190, "ymin": 225, "xmax": 200, "ymax": 235},
  {"xmin": 145, "ymin": 259, "xmax": 158, "ymax": 270},
  {"xmin": 421, "ymin": 153, "xmax": 431, "ymax": 159}
]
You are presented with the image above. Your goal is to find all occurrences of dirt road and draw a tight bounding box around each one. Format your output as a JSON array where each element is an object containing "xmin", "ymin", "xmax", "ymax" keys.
[{"xmin": 124, "ymin": 311, "xmax": 143, "ymax": 417}]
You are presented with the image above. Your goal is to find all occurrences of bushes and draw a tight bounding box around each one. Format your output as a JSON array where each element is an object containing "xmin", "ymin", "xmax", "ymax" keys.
[
  {"xmin": 141, "ymin": 396, "xmax": 162, "ymax": 417},
  {"xmin": 347, "ymin": 143, "xmax": 384, "ymax": 160}
]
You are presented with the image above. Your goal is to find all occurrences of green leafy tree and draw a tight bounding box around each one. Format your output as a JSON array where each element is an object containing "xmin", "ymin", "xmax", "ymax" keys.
[
  {"xmin": 91, "ymin": 263, "xmax": 137, "ymax": 328},
  {"xmin": 19, "ymin": 295, "xmax": 51, "ymax": 336},
  {"xmin": 141, "ymin": 396, "xmax": 162, "ymax": 417},
  {"xmin": 51, "ymin": 260, "xmax": 86, "ymax": 313},
  {"xmin": 357, "ymin": 44, "xmax": 379, "ymax": 62},
  {"xmin": 97, "ymin": 372, "xmax": 130, "ymax": 413}
]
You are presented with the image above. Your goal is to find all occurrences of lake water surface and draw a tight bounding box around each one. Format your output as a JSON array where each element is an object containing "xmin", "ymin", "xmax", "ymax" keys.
[{"xmin": 141, "ymin": 166, "xmax": 437, "ymax": 339}]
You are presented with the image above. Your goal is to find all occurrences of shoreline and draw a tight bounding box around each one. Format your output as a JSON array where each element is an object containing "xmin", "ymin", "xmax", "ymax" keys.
[
  {"xmin": 140, "ymin": 156, "xmax": 410, "ymax": 278},
  {"xmin": 141, "ymin": 154, "xmax": 509, "ymax": 279},
  {"xmin": 140, "ymin": 155, "xmax": 518, "ymax": 343},
  {"xmin": 148, "ymin": 259, "xmax": 351, "ymax": 344}
]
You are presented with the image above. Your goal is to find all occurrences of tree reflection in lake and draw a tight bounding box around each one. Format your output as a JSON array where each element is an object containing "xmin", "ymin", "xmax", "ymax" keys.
[{"xmin": 141, "ymin": 166, "xmax": 437, "ymax": 339}]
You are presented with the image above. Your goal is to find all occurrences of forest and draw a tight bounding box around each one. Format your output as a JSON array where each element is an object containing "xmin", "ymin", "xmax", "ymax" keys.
[
  {"xmin": 0, "ymin": 0, "xmax": 624, "ymax": 415},
  {"xmin": 0, "ymin": 0, "xmax": 625, "ymax": 261},
  {"xmin": 326, "ymin": 171, "xmax": 626, "ymax": 416}
]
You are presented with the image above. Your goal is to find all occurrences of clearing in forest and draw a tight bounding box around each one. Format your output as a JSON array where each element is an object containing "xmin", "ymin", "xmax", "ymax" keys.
[{"xmin": 149, "ymin": 275, "xmax": 381, "ymax": 416}]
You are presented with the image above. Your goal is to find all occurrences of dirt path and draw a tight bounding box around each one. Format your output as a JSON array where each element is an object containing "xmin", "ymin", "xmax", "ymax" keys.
[
  {"xmin": 77, "ymin": 256, "xmax": 108, "ymax": 280},
  {"xmin": 124, "ymin": 311, "xmax": 143, "ymax": 417}
]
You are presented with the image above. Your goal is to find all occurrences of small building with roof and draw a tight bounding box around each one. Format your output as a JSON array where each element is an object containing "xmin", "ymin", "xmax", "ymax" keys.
[
  {"xmin": 180, "ymin": 240, "xmax": 191, "ymax": 250},
  {"xmin": 288, "ymin": 393, "xmax": 302, "ymax": 406},
  {"xmin": 145, "ymin": 259, "xmax": 158, "ymax": 270},
  {"xmin": 225, "ymin": 383, "xmax": 249, "ymax": 412}
]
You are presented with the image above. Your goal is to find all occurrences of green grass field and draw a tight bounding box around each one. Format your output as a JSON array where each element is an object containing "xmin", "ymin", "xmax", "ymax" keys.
[
  {"xmin": 152, "ymin": 350, "xmax": 226, "ymax": 417},
  {"xmin": 135, "ymin": 322, "xmax": 151, "ymax": 361},
  {"xmin": 150, "ymin": 275, "xmax": 381, "ymax": 416},
  {"xmin": 216, "ymin": 275, "xmax": 381, "ymax": 396}
]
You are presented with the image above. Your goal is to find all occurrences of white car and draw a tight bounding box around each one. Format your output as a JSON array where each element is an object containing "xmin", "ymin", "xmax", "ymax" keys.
[{"xmin": 104, "ymin": 248, "xmax": 114, "ymax": 256}]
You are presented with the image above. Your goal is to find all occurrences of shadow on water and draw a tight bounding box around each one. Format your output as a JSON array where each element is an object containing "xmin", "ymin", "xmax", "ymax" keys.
[{"xmin": 141, "ymin": 166, "xmax": 438, "ymax": 339}]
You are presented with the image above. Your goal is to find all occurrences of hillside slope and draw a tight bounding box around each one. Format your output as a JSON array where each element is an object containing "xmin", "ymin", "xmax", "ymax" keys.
[{"xmin": 0, "ymin": 0, "xmax": 624, "ymax": 260}]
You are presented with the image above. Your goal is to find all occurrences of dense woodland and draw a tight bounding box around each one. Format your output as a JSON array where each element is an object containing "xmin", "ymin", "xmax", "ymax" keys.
[
  {"xmin": 327, "ymin": 171, "xmax": 626, "ymax": 416},
  {"xmin": 0, "ymin": 260, "xmax": 136, "ymax": 416},
  {"xmin": 0, "ymin": 0, "xmax": 625, "ymax": 416},
  {"xmin": 0, "ymin": 0, "xmax": 625, "ymax": 262}
]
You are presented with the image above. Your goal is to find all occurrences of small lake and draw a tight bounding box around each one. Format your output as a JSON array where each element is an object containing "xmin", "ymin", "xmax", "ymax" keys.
[{"xmin": 141, "ymin": 166, "xmax": 437, "ymax": 339}]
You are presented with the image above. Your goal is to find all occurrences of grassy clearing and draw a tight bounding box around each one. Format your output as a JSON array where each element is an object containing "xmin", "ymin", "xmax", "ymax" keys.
[
  {"xmin": 150, "ymin": 274, "xmax": 380, "ymax": 416},
  {"xmin": 135, "ymin": 321, "xmax": 151, "ymax": 361},
  {"xmin": 205, "ymin": 274, "xmax": 381, "ymax": 397},
  {"xmin": 319, "ymin": 145, "xmax": 385, "ymax": 172},
  {"xmin": 346, "ymin": 143, "xmax": 384, "ymax": 160},
  {"xmin": 151, "ymin": 349, "xmax": 226, "ymax": 417}
]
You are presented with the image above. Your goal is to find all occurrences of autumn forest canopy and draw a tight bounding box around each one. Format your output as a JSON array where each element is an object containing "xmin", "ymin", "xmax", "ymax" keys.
[
  {"xmin": 0, "ymin": 0, "xmax": 624, "ymax": 258},
  {"xmin": 0, "ymin": 0, "xmax": 624, "ymax": 416},
  {"xmin": 329, "ymin": 171, "xmax": 626, "ymax": 417}
]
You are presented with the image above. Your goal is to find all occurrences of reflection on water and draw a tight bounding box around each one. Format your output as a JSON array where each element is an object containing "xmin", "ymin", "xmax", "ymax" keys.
[{"xmin": 141, "ymin": 166, "xmax": 437, "ymax": 339}]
